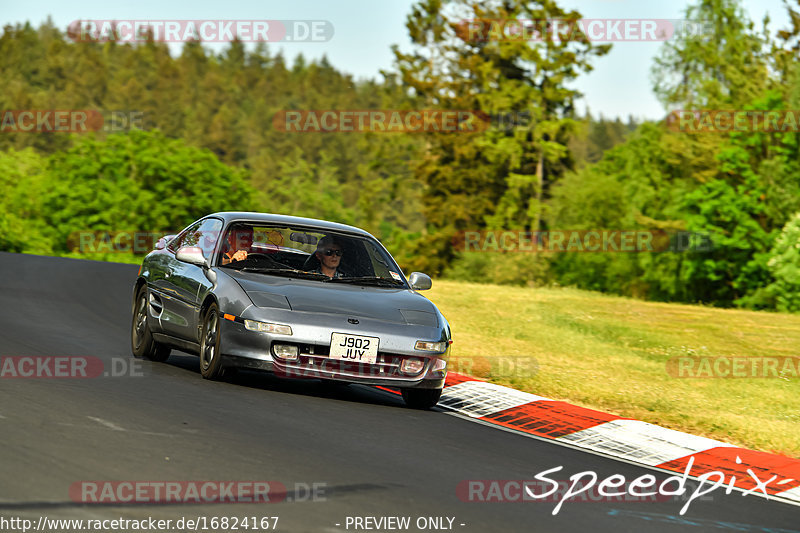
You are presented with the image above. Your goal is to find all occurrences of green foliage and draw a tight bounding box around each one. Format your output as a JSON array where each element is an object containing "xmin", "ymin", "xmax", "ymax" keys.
[
  {"xmin": 0, "ymin": 148, "xmax": 53, "ymax": 253},
  {"xmin": 651, "ymin": 0, "xmax": 769, "ymax": 109},
  {"xmin": 392, "ymin": 0, "xmax": 611, "ymax": 274},
  {"xmin": 748, "ymin": 213, "xmax": 800, "ymax": 311},
  {"xmin": 257, "ymin": 147, "xmax": 354, "ymax": 225},
  {"xmin": 0, "ymin": 131, "xmax": 255, "ymax": 257},
  {"xmin": 4, "ymin": 0, "xmax": 800, "ymax": 312},
  {"xmin": 444, "ymin": 252, "xmax": 551, "ymax": 287},
  {"xmin": 41, "ymin": 130, "xmax": 255, "ymax": 252},
  {"xmin": 543, "ymin": 0, "xmax": 800, "ymax": 310},
  {"xmin": 0, "ymin": 22, "xmax": 426, "ymax": 265}
]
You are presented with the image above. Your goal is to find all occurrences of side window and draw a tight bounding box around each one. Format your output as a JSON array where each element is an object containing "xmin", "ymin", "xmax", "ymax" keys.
[
  {"xmin": 168, "ymin": 221, "xmax": 203, "ymax": 253},
  {"xmin": 195, "ymin": 218, "xmax": 223, "ymax": 260},
  {"xmin": 168, "ymin": 219, "xmax": 223, "ymax": 261}
]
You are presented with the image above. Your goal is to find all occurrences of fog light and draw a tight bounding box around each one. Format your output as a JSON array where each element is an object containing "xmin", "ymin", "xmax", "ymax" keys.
[
  {"xmin": 432, "ymin": 358, "xmax": 447, "ymax": 372},
  {"xmin": 414, "ymin": 340, "xmax": 447, "ymax": 352},
  {"xmin": 400, "ymin": 358, "xmax": 425, "ymax": 375},
  {"xmin": 273, "ymin": 344, "xmax": 299, "ymax": 361},
  {"xmin": 244, "ymin": 320, "xmax": 292, "ymax": 335}
]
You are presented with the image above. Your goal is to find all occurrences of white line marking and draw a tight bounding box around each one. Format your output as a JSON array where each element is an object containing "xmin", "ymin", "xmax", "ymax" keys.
[
  {"xmin": 87, "ymin": 416, "xmax": 125, "ymax": 431},
  {"xmin": 63, "ymin": 419, "xmax": 173, "ymax": 437},
  {"xmin": 776, "ymin": 486, "xmax": 800, "ymax": 503},
  {"xmin": 439, "ymin": 380, "xmax": 550, "ymax": 417}
]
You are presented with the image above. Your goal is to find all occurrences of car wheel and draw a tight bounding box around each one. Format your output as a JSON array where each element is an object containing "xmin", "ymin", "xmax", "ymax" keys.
[
  {"xmin": 401, "ymin": 388, "xmax": 442, "ymax": 410},
  {"xmin": 131, "ymin": 286, "xmax": 170, "ymax": 362},
  {"xmin": 199, "ymin": 302, "xmax": 224, "ymax": 380}
]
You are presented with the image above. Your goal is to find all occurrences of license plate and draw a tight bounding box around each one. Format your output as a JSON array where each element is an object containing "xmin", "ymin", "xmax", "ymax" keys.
[{"xmin": 329, "ymin": 333, "xmax": 379, "ymax": 364}]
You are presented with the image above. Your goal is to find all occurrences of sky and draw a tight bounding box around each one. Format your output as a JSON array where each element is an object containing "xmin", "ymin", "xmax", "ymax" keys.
[{"xmin": 1, "ymin": 0, "xmax": 790, "ymax": 120}]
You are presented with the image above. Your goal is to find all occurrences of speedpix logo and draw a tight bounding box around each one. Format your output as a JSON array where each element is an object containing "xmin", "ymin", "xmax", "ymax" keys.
[{"xmin": 457, "ymin": 457, "xmax": 794, "ymax": 516}]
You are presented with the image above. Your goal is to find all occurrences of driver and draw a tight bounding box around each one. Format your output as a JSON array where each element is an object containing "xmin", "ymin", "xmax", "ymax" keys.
[
  {"xmin": 312, "ymin": 236, "xmax": 345, "ymax": 279},
  {"xmin": 220, "ymin": 225, "xmax": 254, "ymax": 265}
]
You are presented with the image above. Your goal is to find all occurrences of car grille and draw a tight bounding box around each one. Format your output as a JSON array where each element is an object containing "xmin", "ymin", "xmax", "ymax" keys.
[{"xmin": 273, "ymin": 344, "xmax": 427, "ymax": 381}]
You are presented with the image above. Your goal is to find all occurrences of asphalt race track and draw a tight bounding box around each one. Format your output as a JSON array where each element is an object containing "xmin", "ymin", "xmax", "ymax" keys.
[{"xmin": 0, "ymin": 252, "xmax": 797, "ymax": 532}]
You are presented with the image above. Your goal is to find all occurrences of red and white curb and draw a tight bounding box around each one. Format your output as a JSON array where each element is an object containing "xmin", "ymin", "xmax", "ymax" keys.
[{"xmin": 384, "ymin": 372, "xmax": 800, "ymax": 506}]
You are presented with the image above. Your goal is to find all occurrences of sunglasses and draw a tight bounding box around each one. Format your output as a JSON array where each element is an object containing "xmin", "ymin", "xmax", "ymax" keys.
[{"xmin": 322, "ymin": 248, "xmax": 343, "ymax": 257}]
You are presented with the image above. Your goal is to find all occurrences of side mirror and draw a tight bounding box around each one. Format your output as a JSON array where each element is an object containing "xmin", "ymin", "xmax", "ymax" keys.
[
  {"xmin": 176, "ymin": 246, "xmax": 208, "ymax": 268},
  {"xmin": 408, "ymin": 272, "xmax": 432, "ymax": 291},
  {"xmin": 155, "ymin": 234, "xmax": 177, "ymax": 250}
]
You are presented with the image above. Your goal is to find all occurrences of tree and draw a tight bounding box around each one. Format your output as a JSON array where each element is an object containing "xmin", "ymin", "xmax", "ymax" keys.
[
  {"xmin": 41, "ymin": 130, "xmax": 255, "ymax": 252},
  {"xmin": 749, "ymin": 213, "xmax": 800, "ymax": 311},
  {"xmin": 392, "ymin": 0, "xmax": 610, "ymax": 274},
  {"xmin": 651, "ymin": 0, "xmax": 769, "ymax": 110}
]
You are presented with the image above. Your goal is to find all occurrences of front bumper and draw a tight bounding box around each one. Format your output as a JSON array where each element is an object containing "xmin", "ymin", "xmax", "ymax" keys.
[{"xmin": 218, "ymin": 313, "xmax": 449, "ymax": 389}]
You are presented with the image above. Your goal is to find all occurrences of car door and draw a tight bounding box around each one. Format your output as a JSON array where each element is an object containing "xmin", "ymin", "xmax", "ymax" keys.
[{"xmin": 157, "ymin": 217, "xmax": 222, "ymax": 341}]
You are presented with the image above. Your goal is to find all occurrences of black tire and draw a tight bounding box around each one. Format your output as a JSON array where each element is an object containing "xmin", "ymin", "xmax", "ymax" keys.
[
  {"xmin": 401, "ymin": 388, "xmax": 442, "ymax": 410},
  {"xmin": 199, "ymin": 302, "xmax": 225, "ymax": 380},
  {"xmin": 131, "ymin": 286, "xmax": 171, "ymax": 362}
]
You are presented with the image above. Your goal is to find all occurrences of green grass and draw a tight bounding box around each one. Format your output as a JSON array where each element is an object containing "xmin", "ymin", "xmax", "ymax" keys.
[{"xmin": 425, "ymin": 280, "xmax": 800, "ymax": 458}]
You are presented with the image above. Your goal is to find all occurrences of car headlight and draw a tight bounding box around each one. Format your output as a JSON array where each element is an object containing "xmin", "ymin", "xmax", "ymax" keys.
[
  {"xmin": 415, "ymin": 340, "xmax": 447, "ymax": 352},
  {"xmin": 244, "ymin": 320, "xmax": 293, "ymax": 335}
]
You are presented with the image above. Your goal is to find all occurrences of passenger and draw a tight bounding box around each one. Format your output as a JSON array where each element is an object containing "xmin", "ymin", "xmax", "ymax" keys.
[{"xmin": 312, "ymin": 236, "xmax": 345, "ymax": 278}]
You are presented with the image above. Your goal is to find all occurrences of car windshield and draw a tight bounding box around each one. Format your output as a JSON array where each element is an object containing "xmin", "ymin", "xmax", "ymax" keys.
[{"xmin": 218, "ymin": 222, "xmax": 407, "ymax": 288}]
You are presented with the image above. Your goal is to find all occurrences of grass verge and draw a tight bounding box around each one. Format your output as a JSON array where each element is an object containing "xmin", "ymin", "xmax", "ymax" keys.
[{"xmin": 425, "ymin": 280, "xmax": 800, "ymax": 458}]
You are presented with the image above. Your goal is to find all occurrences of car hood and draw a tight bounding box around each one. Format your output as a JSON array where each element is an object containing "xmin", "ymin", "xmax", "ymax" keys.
[{"xmin": 224, "ymin": 270, "xmax": 439, "ymax": 327}]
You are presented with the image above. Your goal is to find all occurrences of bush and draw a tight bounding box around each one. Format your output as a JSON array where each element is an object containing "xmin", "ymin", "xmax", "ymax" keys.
[
  {"xmin": 744, "ymin": 213, "xmax": 800, "ymax": 312},
  {"xmin": 443, "ymin": 251, "xmax": 551, "ymax": 286}
]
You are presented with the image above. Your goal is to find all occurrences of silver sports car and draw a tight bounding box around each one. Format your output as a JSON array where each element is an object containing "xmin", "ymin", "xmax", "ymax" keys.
[{"xmin": 131, "ymin": 212, "xmax": 452, "ymax": 409}]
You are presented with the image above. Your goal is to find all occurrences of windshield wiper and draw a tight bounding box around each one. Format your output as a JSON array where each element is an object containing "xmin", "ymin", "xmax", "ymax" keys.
[
  {"xmin": 328, "ymin": 276, "xmax": 405, "ymax": 287},
  {"xmin": 240, "ymin": 267, "xmax": 329, "ymax": 280}
]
